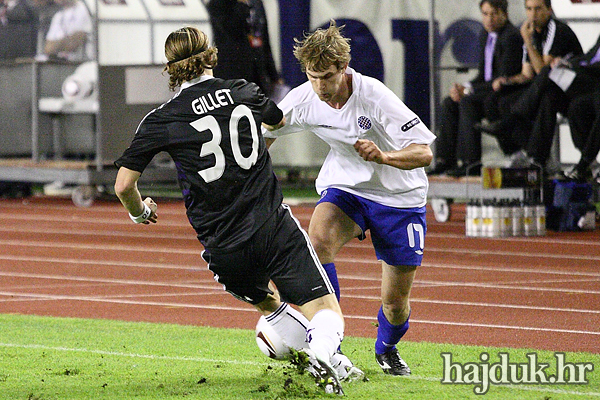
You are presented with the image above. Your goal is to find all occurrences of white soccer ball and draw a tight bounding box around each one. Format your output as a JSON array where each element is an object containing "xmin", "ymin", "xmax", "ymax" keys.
[{"xmin": 255, "ymin": 316, "xmax": 291, "ymax": 360}]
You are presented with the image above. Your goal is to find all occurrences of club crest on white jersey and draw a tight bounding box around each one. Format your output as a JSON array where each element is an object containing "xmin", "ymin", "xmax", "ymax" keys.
[{"xmin": 357, "ymin": 115, "xmax": 372, "ymax": 130}]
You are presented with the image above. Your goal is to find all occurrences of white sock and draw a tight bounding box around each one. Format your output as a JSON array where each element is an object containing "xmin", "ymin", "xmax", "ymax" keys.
[
  {"xmin": 265, "ymin": 303, "xmax": 309, "ymax": 350},
  {"xmin": 306, "ymin": 309, "xmax": 344, "ymax": 362}
]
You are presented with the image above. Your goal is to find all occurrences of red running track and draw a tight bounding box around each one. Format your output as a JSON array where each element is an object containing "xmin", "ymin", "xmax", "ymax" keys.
[{"xmin": 0, "ymin": 196, "xmax": 598, "ymax": 354}]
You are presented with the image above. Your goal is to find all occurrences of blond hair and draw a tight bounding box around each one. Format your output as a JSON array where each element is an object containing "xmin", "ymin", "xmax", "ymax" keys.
[
  {"xmin": 293, "ymin": 20, "xmax": 351, "ymax": 72},
  {"xmin": 164, "ymin": 27, "xmax": 218, "ymax": 90}
]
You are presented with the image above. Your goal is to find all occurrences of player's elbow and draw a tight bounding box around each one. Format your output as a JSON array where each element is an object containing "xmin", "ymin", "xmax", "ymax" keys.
[
  {"xmin": 413, "ymin": 144, "xmax": 433, "ymax": 168},
  {"xmin": 421, "ymin": 147, "xmax": 433, "ymax": 167},
  {"xmin": 113, "ymin": 180, "xmax": 131, "ymax": 200},
  {"xmin": 114, "ymin": 168, "xmax": 139, "ymax": 200}
]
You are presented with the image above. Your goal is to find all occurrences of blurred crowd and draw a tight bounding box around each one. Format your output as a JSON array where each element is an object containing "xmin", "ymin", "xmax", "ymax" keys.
[{"xmin": 0, "ymin": 0, "xmax": 92, "ymax": 61}]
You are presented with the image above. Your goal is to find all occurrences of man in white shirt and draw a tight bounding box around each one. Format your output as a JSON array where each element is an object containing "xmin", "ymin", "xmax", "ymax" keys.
[
  {"xmin": 44, "ymin": 0, "xmax": 92, "ymax": 61},
  {"xmin": 264, "ymin": 20, "xmax": 435, "ymax": 376}
]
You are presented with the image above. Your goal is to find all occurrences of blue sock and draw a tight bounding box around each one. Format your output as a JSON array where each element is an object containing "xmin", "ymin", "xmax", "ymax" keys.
[
  {"xmin": 322, "ymin": 262, "xmax": 340, "ymax": 301},
  {"xmin": 375, "ymin": 306, "xmax": 410, "ymax": 355}
]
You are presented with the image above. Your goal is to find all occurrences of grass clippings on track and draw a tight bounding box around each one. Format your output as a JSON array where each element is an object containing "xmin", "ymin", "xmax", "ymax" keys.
[{"xmin": 0, "ymin": 314, "xmax": 598, "ymax": 400}]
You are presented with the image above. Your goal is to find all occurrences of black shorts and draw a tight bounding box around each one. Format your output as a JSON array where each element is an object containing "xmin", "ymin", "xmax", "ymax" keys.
[{"xmin": 202, "ymin": 204, "xmax": 333, "ymax": 306}]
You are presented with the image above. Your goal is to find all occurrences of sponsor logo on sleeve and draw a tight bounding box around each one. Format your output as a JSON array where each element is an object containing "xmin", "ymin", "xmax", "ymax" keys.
[{"xmin": 401, "ymin": 117, "xmax": 421, "ymax": 132}]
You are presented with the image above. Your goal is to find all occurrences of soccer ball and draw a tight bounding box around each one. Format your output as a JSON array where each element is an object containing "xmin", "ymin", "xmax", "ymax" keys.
[{"xmin": 255, "ymin": 316, "xmax": 291, "ymax": 360}]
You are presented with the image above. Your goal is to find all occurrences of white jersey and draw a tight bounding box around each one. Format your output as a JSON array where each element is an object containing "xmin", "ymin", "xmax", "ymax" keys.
[{"xmin": 265, "ymin": 68, "xmax": 436, "ymax": 208}]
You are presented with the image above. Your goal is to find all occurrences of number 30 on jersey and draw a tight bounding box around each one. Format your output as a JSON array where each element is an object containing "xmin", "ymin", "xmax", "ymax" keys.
[{"xmin": 189, "ymin": 104, "xmax": 259, "ymax": 183}]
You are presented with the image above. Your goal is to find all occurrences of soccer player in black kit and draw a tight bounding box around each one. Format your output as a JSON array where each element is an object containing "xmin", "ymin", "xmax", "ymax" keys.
[{"xmin": 113, "ymin": 26, "xmax": 353, "ymax": 395}]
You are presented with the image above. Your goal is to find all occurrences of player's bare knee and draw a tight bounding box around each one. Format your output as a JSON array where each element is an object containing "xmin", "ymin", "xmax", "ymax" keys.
[{"xmin": 308, "ymin": 234, "xmax": 336, "ymax": 261}]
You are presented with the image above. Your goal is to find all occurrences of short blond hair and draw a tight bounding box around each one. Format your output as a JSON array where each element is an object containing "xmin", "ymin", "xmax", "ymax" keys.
[
  {"xmin": 293, "ymin": 20, "xmax": 351, "ymax": 72},
  {"xmin": 164, "ymin": 26, "xmax": 218, "ymax": 90}
]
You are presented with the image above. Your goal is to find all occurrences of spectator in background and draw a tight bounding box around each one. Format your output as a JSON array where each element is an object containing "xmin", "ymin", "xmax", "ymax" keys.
[
  {"xmin": 477, "ymin": 0, "xmax": 583, "ymax": 172},
  {"xmin": 44, "ymin": 0, "xmax": 92, "ymax": 61},
  {"xmin": 203, "ymin": 0, "xmax": 283, "ymax": 98},
  {"xmin": 430, "ymin": 0, "xmax": 522, "ymax": 177},
  {"xmin": 0, "ymin": 0, "xmax": 38, "ymax": 59},
  {"xmin": 31, "ymin": 0, "xmax": 60, "ymax": 57}
]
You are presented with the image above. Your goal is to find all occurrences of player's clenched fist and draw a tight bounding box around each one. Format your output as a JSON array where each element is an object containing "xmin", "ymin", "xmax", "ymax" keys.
[
  {"xmin": 142, "ymin": 197, "xmax": 158, "ymax": 224},
  {"xmin": 354, "ymin": 139, "xmax": 386, "ymax": 164}
]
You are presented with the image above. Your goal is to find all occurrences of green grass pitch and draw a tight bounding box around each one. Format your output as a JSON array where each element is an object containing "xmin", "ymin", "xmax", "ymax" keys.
[{"xmin": 0, "ymin": 314, "xmax": 598, "ymax": 399}]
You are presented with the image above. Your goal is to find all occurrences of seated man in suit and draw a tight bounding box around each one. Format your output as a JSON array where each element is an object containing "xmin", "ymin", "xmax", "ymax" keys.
[
  {"xmin": 431, "ymin": 0, "xmax": 523, "ymax": 176},
  {"xmin": 476, "ymin": 0, "xmax": 583, "ymax": 173}
]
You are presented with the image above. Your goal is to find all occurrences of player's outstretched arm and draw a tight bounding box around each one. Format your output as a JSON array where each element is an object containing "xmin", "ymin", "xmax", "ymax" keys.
[
  {"xmin": 115, "ymin": 167, "xmax": 158, "ymax": 224},
  {"xmin": 354, "ymin": 140, "xmax": 432, "ymax": 170}
]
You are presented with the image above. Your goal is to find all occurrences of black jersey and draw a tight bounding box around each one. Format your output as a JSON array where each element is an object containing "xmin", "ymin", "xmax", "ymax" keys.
[
  {"xmin": 524, "ymin": 18, "xmax": 583, "ymax": 63},
  {"xmin": 115, "ymin": 76, "xmax": 284, "ymax": 250}
]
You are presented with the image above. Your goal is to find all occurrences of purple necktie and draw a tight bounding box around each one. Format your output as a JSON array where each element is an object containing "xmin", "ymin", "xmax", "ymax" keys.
[
  {"xmin": 589, "ymin": 46, "xmax": 600, "ymax": 65},
  {"xmin": 580, "ymin": 45, "xmax": 600, "ymax": 66},
  {"xmin": 484, "ymin": 33, "xmax": 498, "ymax": 82}
]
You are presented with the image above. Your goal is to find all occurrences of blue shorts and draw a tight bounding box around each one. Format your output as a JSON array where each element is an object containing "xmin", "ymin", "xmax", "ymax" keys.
[{"xmin": 317, "ymin": 188, "xmax": 426, "ymax": 266}]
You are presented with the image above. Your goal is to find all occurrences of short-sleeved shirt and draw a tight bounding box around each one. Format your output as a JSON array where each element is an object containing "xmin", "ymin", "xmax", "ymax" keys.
[
  {"xmin": 264, "ymin": 67, "xmax": 436, "ymax": 208},
  {"xmin": 523, "ymin": 17, "xmax": 583, "ymax": 64},
  {"xmin": 45, "ymin": 0, "xmax": 92, "ymax": 61},
  {"xmin": 115, "ymin": 76, "xmax": 284, "ymax": 251}
]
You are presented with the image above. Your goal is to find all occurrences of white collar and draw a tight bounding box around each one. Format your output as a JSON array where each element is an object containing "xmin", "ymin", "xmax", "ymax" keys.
[{"xmin": 180, "ymin": 74, "xmax": 214, "ymax": 91}]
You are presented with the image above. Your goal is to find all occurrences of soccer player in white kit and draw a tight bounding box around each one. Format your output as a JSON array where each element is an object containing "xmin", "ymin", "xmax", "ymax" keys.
[{"xmin": 264, "ymin": 20, "xmax": 435, "ymax": 376}]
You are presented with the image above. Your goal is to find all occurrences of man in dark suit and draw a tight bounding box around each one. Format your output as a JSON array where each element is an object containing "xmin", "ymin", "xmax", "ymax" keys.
[
  {"xmin": 475, "ymin": 0, "xmax": 584, "ymax": 173},
  {"xmin": 431, "ymin": 0, "xmax": 523, "ymax": 176},
  {"xmin": 203, "ymin": 0, "xmax": 282, "ymax": 98}
]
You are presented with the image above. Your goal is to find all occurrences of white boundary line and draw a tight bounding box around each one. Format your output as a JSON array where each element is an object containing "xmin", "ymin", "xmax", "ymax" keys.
[
  {"xmin": 2, "ymin": 209, "xmax": 600, "ymax": 247},
  {"xmin": 2, "ymin": 268, "xmax": 600, "ymax": 296},
  {"xmin": 5, "ymin": 234, "xmax": 599, "ymax": 261},
  {"xmin": 348, "ymin": 295, "xmax": 600, "ymax": 315},
  {"xmin": 0, "ymin": 342, "xmax": 597, "ymax": 397},
  {"xmin": 2, "ymin": 202, "xmax": 599, "ymax": 351},
  {"xmin": 0, "ymin": 289, "xmax": 598, "ymax": 336},
  {"xmin": 3, "ymin": 230, "xmax": 600, "ymax": 261},
  {"xmin": 2, "ymin": 273, "xmax": 600, "ymax": 316}
]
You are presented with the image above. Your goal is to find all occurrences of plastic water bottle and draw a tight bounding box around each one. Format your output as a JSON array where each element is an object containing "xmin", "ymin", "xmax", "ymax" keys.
[
  {"xmin": 535, "ymin": 203, "xmax": 546, "ymax": 236},
  {"xmin": 466, "ymin": 200, "xmax": 473, "ymax": 236},
  {"xmin": 472, "ymin": 200, "xmax": 482, "ymax": 237},
  {"xmin": 490, "ymin": 199, "xmax": 501, "ymax": 237},
  {"xmin": 482, "ymin": 200, "xmax": 492, "ymax": 237},
  {"xmin": 499, "ymin": 199, "xmax": 511, "ymax": 237},
  {"xmin": 523, "ymin": 201, "xmax": 535, "ymax": 237},
  {"xmin": 511, "ymin": 199, "xmax": 523, "ymax": 237}
]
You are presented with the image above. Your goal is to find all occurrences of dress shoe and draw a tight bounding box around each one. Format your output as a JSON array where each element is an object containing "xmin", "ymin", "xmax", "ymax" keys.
[
  {"xmin": 564, "ymin": 165, "xmax": 593, "ymax": 182},
  {"xmin": 508, "ymin": 150, "xmax": 534, "ymax": 168},
  {"xmin": 428, "ymin": 162, "xmax": 454, "ymax": 175},
  {"xmin": 446, "ymin": 163, "xmax": 481, "ymax": 177},
  {"xmin": 475, "ymin": 118, "xmax": 507, "ymax": 135}
]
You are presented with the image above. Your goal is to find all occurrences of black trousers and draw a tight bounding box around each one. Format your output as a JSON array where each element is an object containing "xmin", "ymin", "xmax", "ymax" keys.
[
  {"xmin": 437, "ymin": 88, "xmax": 496, "ymax": 165},
  {"xmin": 567, "ymin": 90, "xmax": 600, "ymax": 166},
  {"xmin": 486, "ymin": 67, "xmax": 599, "ymax": 166},
  {"xmin": 483, "ymin": 84, "xmax": 530, "ymax": 154}
]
